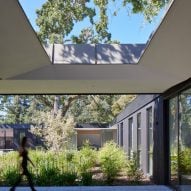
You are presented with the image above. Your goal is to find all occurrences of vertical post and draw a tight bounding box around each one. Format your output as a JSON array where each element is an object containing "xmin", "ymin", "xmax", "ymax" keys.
[
  {"xmin": 52, "ymin": 43, "xmax": 55, "ymax": 64},
  {"xmin": 95, "ymin": 44, "xmax": 97, "ymax": 64},
  {"xmin": 4, "ymin": 129, "xmax": 6, "ymax": 149}
]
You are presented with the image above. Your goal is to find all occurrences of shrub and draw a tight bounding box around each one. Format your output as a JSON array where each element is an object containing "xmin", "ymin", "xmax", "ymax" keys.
[
  {"xmin": 74, "ymin": 142, "xmax": 96, "ymax": 185},
  {"xmin": 81, "ymin": 171, "xmax": 93, "ymax": 185},
  {"xmin": 2, "ymin": 167, "xmax": 20, "ymax": 186},
  {"xmin": 126, "ymin": 152, "xmax": 143, "ymax": 184},
  {"xmin": 98, "ymin": 141, "xmax": 126, "ymax": 183},
  {"xmin": 179, "ymin": 148, "xmax": 191, "ymax": 174},
  {"xmin": 36, "ymin": 166, "xmax": 59, "ymax": 186},
  {"xmin": 57, "ymin": 172, "xmax": 77, "ymax": 186},
  {"xmin": 74, "ymin": 142, "xmax": 96, "ymax": 173},
  {"xmin": 171, "ymin": 155, "xmax": 178, "ymax": 176}
]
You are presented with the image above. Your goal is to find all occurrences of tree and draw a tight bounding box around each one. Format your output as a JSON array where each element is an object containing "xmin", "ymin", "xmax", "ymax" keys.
[
  {"xmin": 30, "ymin": 111, "xmax": 76, "ymax": 151},
  {"xmin": 0, "ymin": 95, "xmax": 32, "ymax": 124},
  {"xmin": 36, "ymin": 0, "xmax": 171, "ymax": 44},
  {"xmin": 0, "ymin": 95, "xmax": 136, "ymax": 124},
  {"xmin": 36, "ymin": 0, "xmax": 95, "ymax": 44}
]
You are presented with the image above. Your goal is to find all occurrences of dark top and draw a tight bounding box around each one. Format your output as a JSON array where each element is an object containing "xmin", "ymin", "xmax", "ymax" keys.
[{"xmin": 20, "ymin": 148, "xmax": 28, "ymax": 169}]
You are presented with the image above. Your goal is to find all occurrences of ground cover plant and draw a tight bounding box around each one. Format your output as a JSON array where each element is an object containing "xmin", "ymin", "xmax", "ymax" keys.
[{"xmin": 0, "ymin": 141, "xmax": 146, "ymax": 186}]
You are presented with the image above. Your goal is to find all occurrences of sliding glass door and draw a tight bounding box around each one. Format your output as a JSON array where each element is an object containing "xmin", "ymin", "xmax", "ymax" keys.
[{"xmin": 169, "ymin": 88, "xmax": 191, "ymax": 190}]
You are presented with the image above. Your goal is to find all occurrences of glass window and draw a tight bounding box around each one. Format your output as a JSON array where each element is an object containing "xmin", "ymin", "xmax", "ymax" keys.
[
  {"xmin": 169, "ymin": 96, "xmax": 179, "ymax": 185},
  {"xmin": 117, "ymin": 124, "xmax": 120, "ymax": 145},
  {"xmin": 147, "ymin": 107, "xmax": 153, "ymax": 175},
  {"xmin": 128, "ymin": 118, "xmax": 133, "ymax": 157},
  {"xmin": 120, "ymin": 122, "xmax": 123, "ymax": 147},
  {"xmin": 179, "ymin": 89, "xmax": 191, "ymax": 187},
  {"xmin": 137, "ymin": 113, "xmax": 141, "ymax": 168},
  {"xmin": 169, "ymin": 87, "xmax": 191, "ymax": 190}
]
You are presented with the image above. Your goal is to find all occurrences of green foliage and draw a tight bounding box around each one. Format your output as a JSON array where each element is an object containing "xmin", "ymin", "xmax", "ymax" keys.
[
  {"xmin": 112, "ymin": 95, "xmax": 136, "ymax": 117},
  {"xmin": 36, "ymin": 0, "xmax": 95, "ymax": 44},
  {"xmin": 1, "ymin": 167, "xmax": 20, "ymax": 186},
  {"xmin": 170, "ymin": 155, "xmax": 178, "ymax": 176},
  {"xmin": 126, "ymin": 153, "xmax": 143, "ymax": 183},
  {"xmin": 123, "ymin": 0, "xmax": 170, "ymax": 22},
  {"xmin": 36, "ymin": 0, "xmax": 170, "ymax": 44},
  {"xmin": 74, "ymin": 141, "xmax": 96, "ymax": 174},
  {"xmin": 30, "ymin": 111, "xmax": 76, "ymax": 151},
  {"xmin": 81, "ymin": 171, "xmax": 93, "ymax": 186},
  {"xmin": 36, "ymin": 166, "xmax": 59, "ymax": 186},
  {"xmin": 0, "ymin": 148, "xmax": 149, "ymax": 186},
  {"xmin": 179, "ymin": 148, "xmax": 191, "ymax": 174},
  {"xmin": 0, "ymin": 95, "xmax": 135, "ymax": 125},
  {"xmin": 0, "ymin": 152, "xmax": 19, "ymax": 185},
  {"xmin": 60, "ymin": 171, "xmax": 77, "ymax": 186},
  {"xmin": 0, "ymin": 95, "xmax": 34, "ymax": 124},
  {"xmin": 98, "ymin": 141, "xmax": 126, "ymax": 183}
]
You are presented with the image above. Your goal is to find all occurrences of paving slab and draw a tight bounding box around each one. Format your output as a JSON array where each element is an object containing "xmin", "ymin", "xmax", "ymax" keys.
[{"xmin": 0, "ymin": 186, "xmax": 173, "ymax": 191}]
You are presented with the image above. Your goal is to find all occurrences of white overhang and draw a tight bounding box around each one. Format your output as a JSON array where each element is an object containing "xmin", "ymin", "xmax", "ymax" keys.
[
  {"xmin": 0, "ymin": 0, "xmax": 190, "ymax": 94},
  {"xmin": 0, "ymin": 0, "xmax": 50, "ymax": 79}
]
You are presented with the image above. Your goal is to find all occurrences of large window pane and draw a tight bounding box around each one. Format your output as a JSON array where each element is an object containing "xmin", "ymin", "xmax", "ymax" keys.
[
  {"xmin": 169, "ymin": 96, "xmax": 179, "ymax": 185},
  {"xmin": 147, "ymin": 107, "xmax": 153, "ymax": 175},
  {"xmin": 120, "ymin": 122, "xmax": 123, "ymax": 147},
  {"xmin": 128, "ymin": 118, "xmax": 133, "ymax": 157},
  {"xmin": 179, "ymin": 89, "xmax": 191, "ymax": 187},
  {"xmin": 137, "ymin": 113, "xmax": 141, "ymax": 167}
]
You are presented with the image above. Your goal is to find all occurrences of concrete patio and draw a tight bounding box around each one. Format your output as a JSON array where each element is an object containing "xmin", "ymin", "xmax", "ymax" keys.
[{"xmin": 1, "ymin": 186, "xmax": 173, "ymax": 191}]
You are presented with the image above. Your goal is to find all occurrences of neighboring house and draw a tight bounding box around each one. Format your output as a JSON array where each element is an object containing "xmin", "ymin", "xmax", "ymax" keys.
[
  {"xmin": 75, "ymin": 123, "xmax": 117, "ymax": 150},
  {"xmin": 0, "ymin": 124, "xmax": 40, "ymax": 150}
]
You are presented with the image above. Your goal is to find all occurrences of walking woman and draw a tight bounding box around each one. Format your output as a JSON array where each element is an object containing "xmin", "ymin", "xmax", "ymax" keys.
[{"xmin": 10, "ymin": 136, "xmax": 36, "ymax": 191}]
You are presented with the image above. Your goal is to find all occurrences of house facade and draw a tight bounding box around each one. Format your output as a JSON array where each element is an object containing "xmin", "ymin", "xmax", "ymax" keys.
[
  {"xmin": 114, "ymin": 95, "xmax": 160, "ymax": 177},
  {"xmin": 0, "ymin": 124, "xmax": 40, "ymax": 150},
  {"xmin": 75, "ymin": 123, "xmax": 117, "ymax": 150},
  {"xmin": 114, "ymin": 79, "xmax": 191, "ymax": 190}
]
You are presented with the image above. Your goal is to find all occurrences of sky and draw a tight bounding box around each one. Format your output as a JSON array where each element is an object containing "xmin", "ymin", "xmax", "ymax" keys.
[{"xmin": 18, "ymin": 0, "xmax": 166, "ymax": 44}]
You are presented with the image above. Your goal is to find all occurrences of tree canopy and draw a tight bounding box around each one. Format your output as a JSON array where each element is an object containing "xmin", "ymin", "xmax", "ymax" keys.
[
  {"xmin": 36, "ymin": 0, "xmax": 171, "ymax": 44},
  {"xmin": 0, "ymin": 95, "xmax": 135, "ymax": 124}
]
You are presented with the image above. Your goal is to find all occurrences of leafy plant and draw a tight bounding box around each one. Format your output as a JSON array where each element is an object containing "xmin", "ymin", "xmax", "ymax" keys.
[
  {"xmin": 81, "ymin": 171, "xmax": 93, "ymax": 186},
  {"xmin": 57, "ymin": 172, "xmax": 77, "ymax": 186},
  {"xmin": 74, "ymin": 141, "xmax": 96, "ymax": 185},
  {"xmin": 126, "ymin": 152, "xmax": 143, "ymax": 184},
  {"xmin": 179, "ymin": 148, "xmax": 191, "ymax": 174},
  {"xmin": 2, "ymin": 167, "xmax": 20, "ymax": 186},
  {"xmin": 75, "ymin": 141, "xmax": 96, "ymax": 173},
  {"xmin": 98, "ymin": 141, "xmax": 126, "ymax": 183}
]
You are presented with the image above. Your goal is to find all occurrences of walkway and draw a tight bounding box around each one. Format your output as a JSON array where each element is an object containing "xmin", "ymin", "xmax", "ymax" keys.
[{"xmin": 1, "ymin": 186, "xmax": 173, "ymax": 191}]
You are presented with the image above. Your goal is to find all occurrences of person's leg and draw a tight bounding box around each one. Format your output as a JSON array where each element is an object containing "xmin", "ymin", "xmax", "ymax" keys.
[{"xmin": 24, "ymin": 169, "xmax": 36, "ymax": 191}]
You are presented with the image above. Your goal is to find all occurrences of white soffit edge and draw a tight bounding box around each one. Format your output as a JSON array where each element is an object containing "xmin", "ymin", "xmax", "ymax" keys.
[
  {"xmin": 0, "ymin": 0, "xmax": 50, "ymax": 79},
  {"xmin": 138, "ymin": 0, "xmax": 191, "ymax": 81}
]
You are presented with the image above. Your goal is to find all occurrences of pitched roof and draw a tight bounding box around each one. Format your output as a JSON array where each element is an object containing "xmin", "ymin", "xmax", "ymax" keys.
[
  {"xmin": 75, "ymin": 123, "xmax": 109, "ymax": 129},
  {"xmin": 0, "ymin": 124, "xmax": 30, "ymax": 129}
]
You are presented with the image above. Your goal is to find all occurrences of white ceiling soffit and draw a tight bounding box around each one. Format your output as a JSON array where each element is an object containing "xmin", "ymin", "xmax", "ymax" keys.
[
  {"xmin": 138, "ymin": 0, "xmax": 191, "ymax": 84},
  {"xmin": 0, "ymin": 0, "xmax": 50, "ymax": 79},
  {"xmin": 0, "ymin": 0, "xmax": 190, "ymax": 94}
]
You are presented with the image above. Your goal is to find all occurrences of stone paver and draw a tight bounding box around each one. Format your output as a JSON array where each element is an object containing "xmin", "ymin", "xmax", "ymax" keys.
[{"xmin": 0, "ymin": 186, "xmax": 173, "ymax": 191}]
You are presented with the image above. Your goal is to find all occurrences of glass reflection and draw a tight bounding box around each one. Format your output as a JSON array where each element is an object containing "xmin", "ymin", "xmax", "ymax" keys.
[
  {"xmin": 169, "ymin": 88, "xmax": 191, "ymax": 190},
  {"xmin": 169, "ymin": 97, "xmax": 179, "ymax": 185},
  {"xmin": 179, "ymin": 89, "xmax": 191, "ymax": 188}
]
